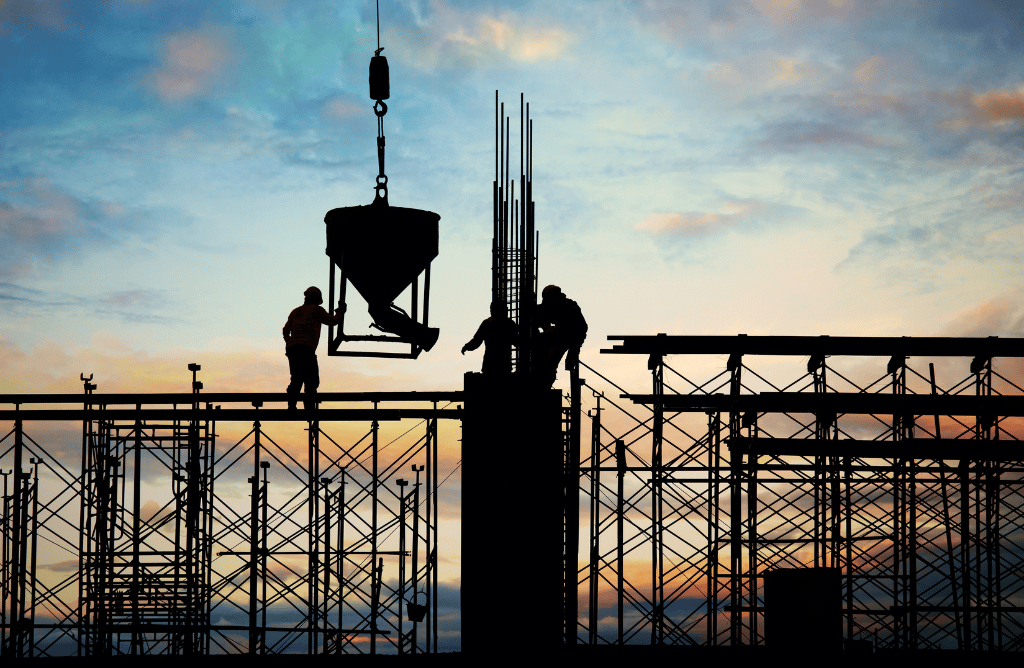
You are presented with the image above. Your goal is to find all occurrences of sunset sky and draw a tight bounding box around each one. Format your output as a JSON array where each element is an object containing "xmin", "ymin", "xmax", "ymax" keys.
[
  {"xmin": 3, "ymin": 0, "xmax": 1024, "ymax": 397},
  {"xmin": 3, "ymin": 1, "xmax": 1024, "ymax": 652}
]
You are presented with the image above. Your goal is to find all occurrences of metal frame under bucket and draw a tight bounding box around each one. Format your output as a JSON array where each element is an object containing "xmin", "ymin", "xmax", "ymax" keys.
[{"xmin": 326, "ymin": 253, "xmax": 433, "ymax": 359}]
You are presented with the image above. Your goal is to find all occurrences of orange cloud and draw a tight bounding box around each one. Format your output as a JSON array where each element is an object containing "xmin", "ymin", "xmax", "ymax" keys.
[
  {"xmin": 322, "ymin": 95, "xmax": 365, "ymax": 122},
  {"xmin": 853, "ymin": 55, "xmax": 882, "ymax": 85},
  {"xmin": 941, "ymin": 88, "xmax": 1024, "ymax": 130},
  {"xmin": 974, "ymin": 90, "xmax": 1024, "ymax": 121},
  {"xmin": 151, "ymin": 28, "xmax": 234, "ymax": 103},
  {"xmin": 940, "ymin": 293, "xmax": 1024, "ymax": 339},
  {"xmin": 391, "ymin": 1, "xmax": 576, "ymax": 71},
  {"xmin": 637, "ymin": 200, "xmax": 782, "ymax": 236}
]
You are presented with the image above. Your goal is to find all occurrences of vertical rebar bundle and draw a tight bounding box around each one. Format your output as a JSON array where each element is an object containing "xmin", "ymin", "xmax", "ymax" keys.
[{"xmin": 493, "ymin": 91, "xmax": 537, "ymax": 376}]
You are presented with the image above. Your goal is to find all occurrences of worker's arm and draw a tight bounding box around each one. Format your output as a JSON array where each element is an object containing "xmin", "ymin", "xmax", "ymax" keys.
[
  {"xmin": 316, "ymin": 304, "xmax": 345, "ymax": 326},
  {"xmin": 461, "ymin": 321, "xmax": 486, "ymax": 354}
]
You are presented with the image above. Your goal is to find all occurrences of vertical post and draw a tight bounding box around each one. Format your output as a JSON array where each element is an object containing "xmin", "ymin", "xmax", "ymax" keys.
[
  {"xmin": 745, "ymin": 413, "xmax": 759, "ymax": 644},
  {"xmin": 429, "ymin": 411, "xmax": 438, "ymax": 655},
  {"xmin": 726, "ymin": 351, "xmax": 743, "ymax": 645},
  {"xmin": 8, "ymin": 414, "xmax": 23, "ymax": 657},
  {"xmin": 321, "ymin": 476, "xmax": 332, "ymax": 652},
  {"xmin": 308, "ymin": 420, "xmax": 320, "ymax": 655},
  {"xmin": 77, "ymin": 375, "xmax": 94, "ymax": 657},
  {"xmin": 708, "ymin": 410, "xmax": 721, "ymax": 646},
  {"xmin": 615, "ymin": 438, "xmax": 625, "ymax": 645},
  {"xmin": 650, "ymin": 352, "xmax": 664, "ymax": 646},
  {"xmin": 1, "ymin": 469, "xmax": 9, "ymax": 655},
  {"xmin": 566, "ymin": 367, "xmax": 581, "ymax": 645},
  {"xmin": 397, "ymin": 478, "xmax": 407, "ymax": 654},
  {"xmin": 338, "ymin": 469, "xmax": 347, "ymax": 651},
  {"xmin": 261, "ymin": 461, "xmax": 269, "ymax": 648},
  {"xmin": 248, "ymin": 415, "xmax": 261, "ymax": 654},
  {"xmin": 587, "ymin": 395, "xmax": 602, "ymax": 645},
  {"xmin": 28, "ymin": 458, "xmax": 38, "ymax": 658},
  {"xmin": 370, "ymin": 413, "xmax": 379, "ymax": 655},
  {"xmin": 131, "ymin": 408, "xmax": 142, "ymax": 656},
  {"xmin": 411, "ymin": 464, "xmax": 423, "ymax": 655}
]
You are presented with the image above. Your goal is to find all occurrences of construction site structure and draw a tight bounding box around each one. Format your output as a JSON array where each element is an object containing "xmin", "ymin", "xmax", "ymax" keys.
[
  {"xmin": 5, "ymin": 83, "xmax": 1024, "ymax": 656},
  {"xmin": 565, "ymin": 334, "xmax": 1024, "ymax": 651},
  {"xmin": 0, "ymin": 380, "xmax": 456, "ymax": 657}
]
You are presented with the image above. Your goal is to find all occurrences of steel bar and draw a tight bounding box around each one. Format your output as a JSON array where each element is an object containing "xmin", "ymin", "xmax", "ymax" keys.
[{"xmin": 605, "ymin": 335, "xmax": 1024, "ymax": 358}]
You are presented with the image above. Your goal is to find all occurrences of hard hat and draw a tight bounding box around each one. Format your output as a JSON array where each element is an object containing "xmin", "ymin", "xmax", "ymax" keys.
[
  {"xmin": 542, "ymin": 285, "xmax": 562, "ymax": 299},
  {"xmin": 304, "ymin": 286, "xmax": 323, "ymax": 304}
]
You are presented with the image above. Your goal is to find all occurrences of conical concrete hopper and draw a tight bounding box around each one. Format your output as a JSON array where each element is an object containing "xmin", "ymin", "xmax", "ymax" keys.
[{"xmin": 324, "ymin": 200, "xmax": 439, "ymax": 307}]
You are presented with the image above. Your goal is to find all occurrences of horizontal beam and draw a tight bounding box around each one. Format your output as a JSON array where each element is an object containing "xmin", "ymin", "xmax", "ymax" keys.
[
  {"xmin": 623, "ymin": 392, "xmax": 1024, "ymax": 415},
  {"xmin": 0, "ymin": 408, "xmax": 461, "ymax": 422},
  {"xmin": 0, "ymin": 390, "xmax": 463, "ymax": 406},
  {"xmin": 604, "ymin": 334, "xmax": 1024, "ymax": 357},
  {"xmin": 730, "ymin": 437, "xmax": 1023, "ymax": 460}
]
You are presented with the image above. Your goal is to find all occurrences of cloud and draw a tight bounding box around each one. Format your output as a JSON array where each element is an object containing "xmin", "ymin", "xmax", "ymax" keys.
[
  {"xmin": 0, "ymin": 177, "xmax": 112, "ymax": 278},
  {"xmin": 0, "ymin": 283, "xmax": 180, "ymax": 326},
  {"xmin": 965, "ymin": 88, "xmax": 1024, "ymax": 124},
  {"xmin": 637, "ymin": 200, "xmax": 787, "ymax": 236},
  {"xmin": 388, "ymin": 1, "xmax": 576, "ymax": 72},
  {"xmin": 841, "ymin": 177, "xmax": 1024, "ymax": 275},
  {"xmin": 0, "ymin": 177, "xmax": 183, "ymax": 279},
  {"xmin": 708, "ymin": 52, "xmax": 836, "ymax": 98},
  {"xmin": 852, "ymin": 55, "xmax": 883, "ymax": 85},
  {"xmin": 748, "ymin": 0, "xmax": 860, "ymax": 25},
  {"xmin": 0, "ymin": 0, "xmax": 80, "ymax": 35},
  {"xmin": 150, "ymin": 28, "xmax": 235, "ymax": 103},
  {"xmin": 321, "ymin": 94, "xmax": 366, "ymax": 122},
  {"xmin": 99, "ymin": 289, "xmax": 167, "ymax": 310},
  {"xmin": 757, "ymin": 120, "xmax": 891, "ymax": 152},
  {"xmin": 940, "ymin": 293, "xmax": 1024, "ymax": 339}
]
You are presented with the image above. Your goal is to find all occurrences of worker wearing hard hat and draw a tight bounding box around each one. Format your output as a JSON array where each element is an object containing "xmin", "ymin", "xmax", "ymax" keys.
[
  {"xmin": 535, "ymin": 285, "xmax": 588, "ymax": 388},
  {"xmin": 283, "ymin": 286, "xmax": 343, "ymax": 410}
]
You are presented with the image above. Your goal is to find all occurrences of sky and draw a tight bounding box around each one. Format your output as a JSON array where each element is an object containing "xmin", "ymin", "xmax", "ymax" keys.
[
  {"xmin": 3, "ymin": 0, "xmax": 1024, "ymax": 651},
  {"xmin": 2, "ymin": 0, "xmax": 1024, "ymax": 398}
]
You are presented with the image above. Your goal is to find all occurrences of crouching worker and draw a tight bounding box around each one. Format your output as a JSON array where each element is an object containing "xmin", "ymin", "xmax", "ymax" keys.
[
  {"xmin": 283, "ymin": 286, "xmax": 343, "ymax": 410},
  {"xmin": 462, "ymin": 301, "xmax": 519, "ymax": 376},
  {"xmin": 535, "ymin": 285, "xmax": 587, "ymax": 388}
]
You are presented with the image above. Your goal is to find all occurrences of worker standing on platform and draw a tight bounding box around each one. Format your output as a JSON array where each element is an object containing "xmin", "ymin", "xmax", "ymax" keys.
[
  {"xmin": 283, "ymin": 286, "xmax": 343, "ymax": 410},
  {"xmin": 462, "ymin": 301, "xmax": 519, "ymax": 376},
  {"xmin": 535, "ymin": 285, "xmax": 587, "ymax": 388}
]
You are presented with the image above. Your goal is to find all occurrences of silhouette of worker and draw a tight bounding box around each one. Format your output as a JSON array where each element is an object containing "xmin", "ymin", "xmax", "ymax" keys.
[
  {"xmin": 462, "ymin": 301, "xmax": 519, "ymax": 376},
  {"xmin": 283, "ymin": 286, "xmax": 343, "ymax": 410},
  {"xmin": 534, "ymin": 285, "xmax": 587, "ymax": 388}
]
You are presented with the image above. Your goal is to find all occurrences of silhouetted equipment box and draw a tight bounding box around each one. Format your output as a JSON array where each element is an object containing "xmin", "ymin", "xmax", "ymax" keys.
[
  {"xmin": 324, "ymin": 201, "xmax": 440, "ymax": 358},
  {"xmin": 763, "ymin": 567, "xmax": 841, "ymax": 653}
]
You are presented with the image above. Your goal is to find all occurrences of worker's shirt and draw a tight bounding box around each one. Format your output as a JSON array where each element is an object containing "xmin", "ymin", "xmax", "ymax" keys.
[
  {"xmin": 283, "ymin": 304, "xmax": 341, "ymax": 352},
  {"xmin": 465, "ymin": 316, "xmax": 519, "ymax": 374},
  {"xmin": 537, "ymin": 298, "xmax": 588, "ymax": 340}
]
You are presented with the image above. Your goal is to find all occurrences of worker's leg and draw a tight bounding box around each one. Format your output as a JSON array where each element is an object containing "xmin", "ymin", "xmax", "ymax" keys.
[
  {"xmin": 304, "ymin": 353, "xmax": 321, "ymax": 411},
  {"xmin": 565, "ymin": 342, "xmax": 581, "ymax": 371},
  {"xmin": 286, "ymin": 347, "xmax": 303, "ymax": 409}
]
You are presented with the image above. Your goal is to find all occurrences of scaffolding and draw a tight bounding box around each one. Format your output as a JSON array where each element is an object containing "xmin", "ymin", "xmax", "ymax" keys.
[
  {"xmin": 0, "ymin": 380, "xmax": 457, "ymax": 657},
  {"xmin": 571, "ymin": 335, "xmax": 1024, "ymax": 650}
]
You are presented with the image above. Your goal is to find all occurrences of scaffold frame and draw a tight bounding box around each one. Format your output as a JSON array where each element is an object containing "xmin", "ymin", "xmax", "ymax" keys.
[
  {"xmin": 0, "ymin": 386, "xmax": 459, "ymax": 657},
  {"xmin": 571, "ymin": 335, "xmax": 1024, "ymax": 651}
]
